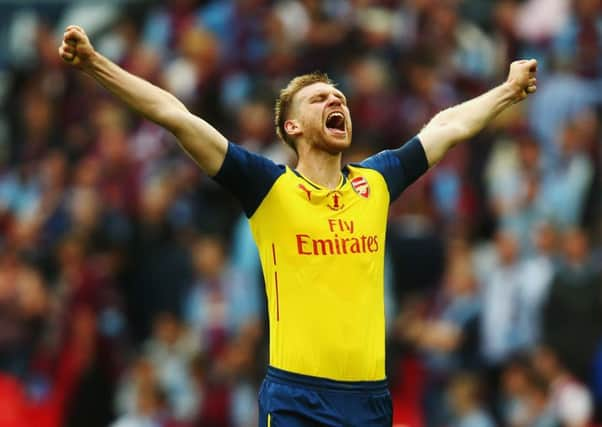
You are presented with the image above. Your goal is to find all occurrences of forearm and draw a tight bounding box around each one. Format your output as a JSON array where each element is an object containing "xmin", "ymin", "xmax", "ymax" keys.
[
  {"xmin": 429, "ymin": 81, "xmax": 521, "ymax": 142},
  {"xmin": 82, "ymin": 52, "xmax": 188, "ymax": 131},
  {"xmin": 81, "ymin": 52, "xmax": 227, "ymax": 174},
  {"xmin": 418, "ymin": 59, "xmax": 537, "ymax": 166},
  {"xmin": 419, "ymin": 82, "xmax": 522, "ymax": 166},
  {"xmin": 60, "ymin": 25, "xmax": 228, "ymax": 174}
]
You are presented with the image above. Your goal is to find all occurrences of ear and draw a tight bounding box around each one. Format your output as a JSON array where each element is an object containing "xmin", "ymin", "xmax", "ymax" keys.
[{"xmin": 284, "ymin": 119, "xmax": 302, "ymax": 137}]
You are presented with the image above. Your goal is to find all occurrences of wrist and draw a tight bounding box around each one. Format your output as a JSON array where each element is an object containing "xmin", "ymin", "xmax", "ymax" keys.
[
  {"xmin": 502, "ymin": 79, "xmax": 525, "ymax": 103},
  {"xmin": 81, "ymin": 50, "xmax": 102, "ymax": 75}
]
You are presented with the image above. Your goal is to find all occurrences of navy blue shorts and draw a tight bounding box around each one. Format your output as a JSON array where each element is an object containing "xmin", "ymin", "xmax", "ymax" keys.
[{"xmin": 258, "ymin": 366, "xmax": 392, "ymax": 426}]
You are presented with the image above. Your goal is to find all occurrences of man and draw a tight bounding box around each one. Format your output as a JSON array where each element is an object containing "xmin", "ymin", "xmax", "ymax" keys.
[{"xmin": 59, "ymin": 25, "xmax": 536, "ymax": 426}]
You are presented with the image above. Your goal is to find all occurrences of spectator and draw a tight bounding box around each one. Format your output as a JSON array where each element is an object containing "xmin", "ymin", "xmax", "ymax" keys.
[
  {"xmin": 516, "ymin": 222, "xmax": 558, "ymax": 349},
  {"xmin": 183, "ymin": 234, "xmax": 262, "ymax": 426},
  {"xmin": 400, "ymin": 238, "xmax": 481, "ymax": 427},
  {"xmin": 142, "ymin": 313, "xmax": 199, "ymax": 422},
  {"xmin": 183, "ymin": 234, "xmax": 261, "ymax": 357},
  {"xmin": 0, "ymin": 252, "xmax": 47, "ymax": 378},
  {"xmin": 486, "ymin": 133, "xmax": 551, "ymax": 251},
  {"xmin": 500, "ymin": 356, "xmax": 533, "ymax": 427},
  {"xmin": 126, "ymin": 178, "xmax": 193, "ymax": 341},
  {"xmin": 501, "ymin": 356, "xmax": 559, "ymax": 427},
  {"xmin": 480, "ymin": 230, "xmax": 526, "ymax": 366},
  {"xmin": 542, "ymin": 228, "xmax": 602, "ymax": 381},
  {"xmin": 532, "ymin": 346, "xmax": 593, "ymax": 427},
  {"xmin": 521, "ymin": 371, "xmax": 558, "ymax": 427},
  {"xmin": 448, "ymin": 373, "xmax": 496, "ymax": 427},
  {"xmin": 112, "ymin": 382, "xmax": 171, "ymax": 427},
  {"xmin": 540, "ymin": 118, "xmax": 594, "ymax": 228},
  {"xmin": 553, "ymin": 0, "xmax": 602, "ymax": 79}
]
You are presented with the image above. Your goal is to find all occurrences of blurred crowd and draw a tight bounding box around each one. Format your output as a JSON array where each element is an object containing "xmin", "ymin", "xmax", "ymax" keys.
[{"xmin": 0, "ymin": 0, "xmax": 600, "ymax": 426}]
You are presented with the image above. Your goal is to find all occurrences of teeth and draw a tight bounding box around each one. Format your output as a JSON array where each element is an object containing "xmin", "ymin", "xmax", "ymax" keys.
[{"xmin": 328, "ymin": 112, "xmax": 344, "ymax": 119}]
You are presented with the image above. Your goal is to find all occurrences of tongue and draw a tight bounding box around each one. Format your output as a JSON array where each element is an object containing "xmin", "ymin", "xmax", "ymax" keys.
[{"xmin": 327, "ymin": 126, "xmax": 345, "ymax": 136}]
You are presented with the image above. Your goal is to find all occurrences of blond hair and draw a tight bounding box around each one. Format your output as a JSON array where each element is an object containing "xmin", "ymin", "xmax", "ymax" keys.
[{"xmin": 274, "ymin": 72, "xmax": 333, "ymax": 151}]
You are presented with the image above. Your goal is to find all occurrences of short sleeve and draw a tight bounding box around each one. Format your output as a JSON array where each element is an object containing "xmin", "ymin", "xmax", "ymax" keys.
[
  {"xmin": 358, "ymin": 136, "xmax": 428, "ymax": 201},
  {"xmin": 212, "ymin": 142, "xmax": 285, "ymax": 218}
]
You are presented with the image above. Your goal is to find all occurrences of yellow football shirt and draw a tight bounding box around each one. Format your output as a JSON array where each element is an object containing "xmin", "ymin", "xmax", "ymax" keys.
[{"xmin": 213, "ymin": 137, "xmax": 428, "ymax": 381}]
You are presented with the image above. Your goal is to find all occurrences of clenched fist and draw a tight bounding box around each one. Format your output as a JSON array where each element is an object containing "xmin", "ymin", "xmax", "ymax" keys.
[
  {"xmin": 506, "ymin": 59, "xmax": 538, "ymax": 102},
  {"xmin": 58, "ymin": 25, "xmax": 95, "ymax": 69}
]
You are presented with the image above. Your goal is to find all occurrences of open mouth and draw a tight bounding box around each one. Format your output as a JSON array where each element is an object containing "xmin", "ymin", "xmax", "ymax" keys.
[{"xmin": 325, "ymin": 111, "xmax": 346, "ymax": 135}]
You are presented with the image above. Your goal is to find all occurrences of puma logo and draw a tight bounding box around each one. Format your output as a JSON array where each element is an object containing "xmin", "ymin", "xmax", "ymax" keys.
[{"xmin": 299, "ymin": 184, "xmax": 312, "ymax": 201}]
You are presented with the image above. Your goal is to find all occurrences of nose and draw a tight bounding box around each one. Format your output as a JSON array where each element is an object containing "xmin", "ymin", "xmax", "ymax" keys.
[{"xmin": 326, "ymin": 94, "xmax": 342, "ymax": 107}]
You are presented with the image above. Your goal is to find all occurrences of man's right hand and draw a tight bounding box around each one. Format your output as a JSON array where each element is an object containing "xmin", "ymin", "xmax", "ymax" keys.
[{"xmin": 58, "ymin": 25, "xmax": 96, "ymax": 69}]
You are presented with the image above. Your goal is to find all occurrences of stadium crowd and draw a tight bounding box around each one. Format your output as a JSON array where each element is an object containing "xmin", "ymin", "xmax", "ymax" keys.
[{"xmin": 0, "ymin": 0, "xmax": 600, "ymax": 426}]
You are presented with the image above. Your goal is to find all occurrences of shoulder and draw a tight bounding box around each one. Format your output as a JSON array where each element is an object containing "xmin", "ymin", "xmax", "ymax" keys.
[
  {"xmin": 348, "ymin": 136, "xmax": 428, "ymax": 202},
  {"xmin": 356, "ymin": 137, "xmax": 426, "ymax": 171},
  {"xmin": 212, "ymin": 141, "xmax": 287, "ymax": 218},
  {"xmin": 214, "ymin": 141, "xmax": 286, "ymax": 177}
]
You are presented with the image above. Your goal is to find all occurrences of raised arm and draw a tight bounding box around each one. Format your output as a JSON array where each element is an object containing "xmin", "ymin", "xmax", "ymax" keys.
[
  {"xmin": 58, "ymin": 25, "xmax": 227, "ymax": 175},
  {"xmin": 418, "ymin": 59, "xmax": 537, "ymax": 167}
]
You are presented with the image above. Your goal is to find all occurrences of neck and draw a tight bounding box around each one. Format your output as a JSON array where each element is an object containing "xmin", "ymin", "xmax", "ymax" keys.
[{"xmin": 296, "ymin": 145, "xmax": 343, "ymax": 189}]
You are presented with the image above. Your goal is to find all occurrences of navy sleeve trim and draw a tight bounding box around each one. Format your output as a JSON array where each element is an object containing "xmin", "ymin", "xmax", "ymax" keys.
[
  {"xmin": 356, "ymin": 136, "xmax": 428, "ymax": 201},
  {"xmin": 212, "ymin": 142, "xmax": 286, "ymax": 218}
]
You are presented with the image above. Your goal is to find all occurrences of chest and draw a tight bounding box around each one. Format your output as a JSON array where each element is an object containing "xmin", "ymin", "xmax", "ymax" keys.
[{"xmin": 267, "ymin": 171, "xmax": 387, "ymax": 231}]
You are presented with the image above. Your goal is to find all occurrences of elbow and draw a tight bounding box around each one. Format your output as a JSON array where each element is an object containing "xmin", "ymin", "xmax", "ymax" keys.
[
  {"xmin": 426, "ymin": 120, "xmax": 470, "ymax": 146},
  {"xmin": 429, "ymin": 109, "xmax": 475, "ymax": 143},
  {"xmin": 447, "ymin": 123, "xmax": 471, "ymax": 145}
]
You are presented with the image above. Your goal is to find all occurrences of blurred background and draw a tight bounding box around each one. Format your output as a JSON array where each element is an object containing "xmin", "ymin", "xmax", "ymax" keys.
[{"xmin": 0, "ymin": 0, "xmax": 600, "ymax": 426}]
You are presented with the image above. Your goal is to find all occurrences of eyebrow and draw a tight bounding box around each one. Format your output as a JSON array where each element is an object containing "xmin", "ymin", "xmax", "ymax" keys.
[{"xmin": 308, "ymin": 91, "xmax": 347, "ymax": 103}]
